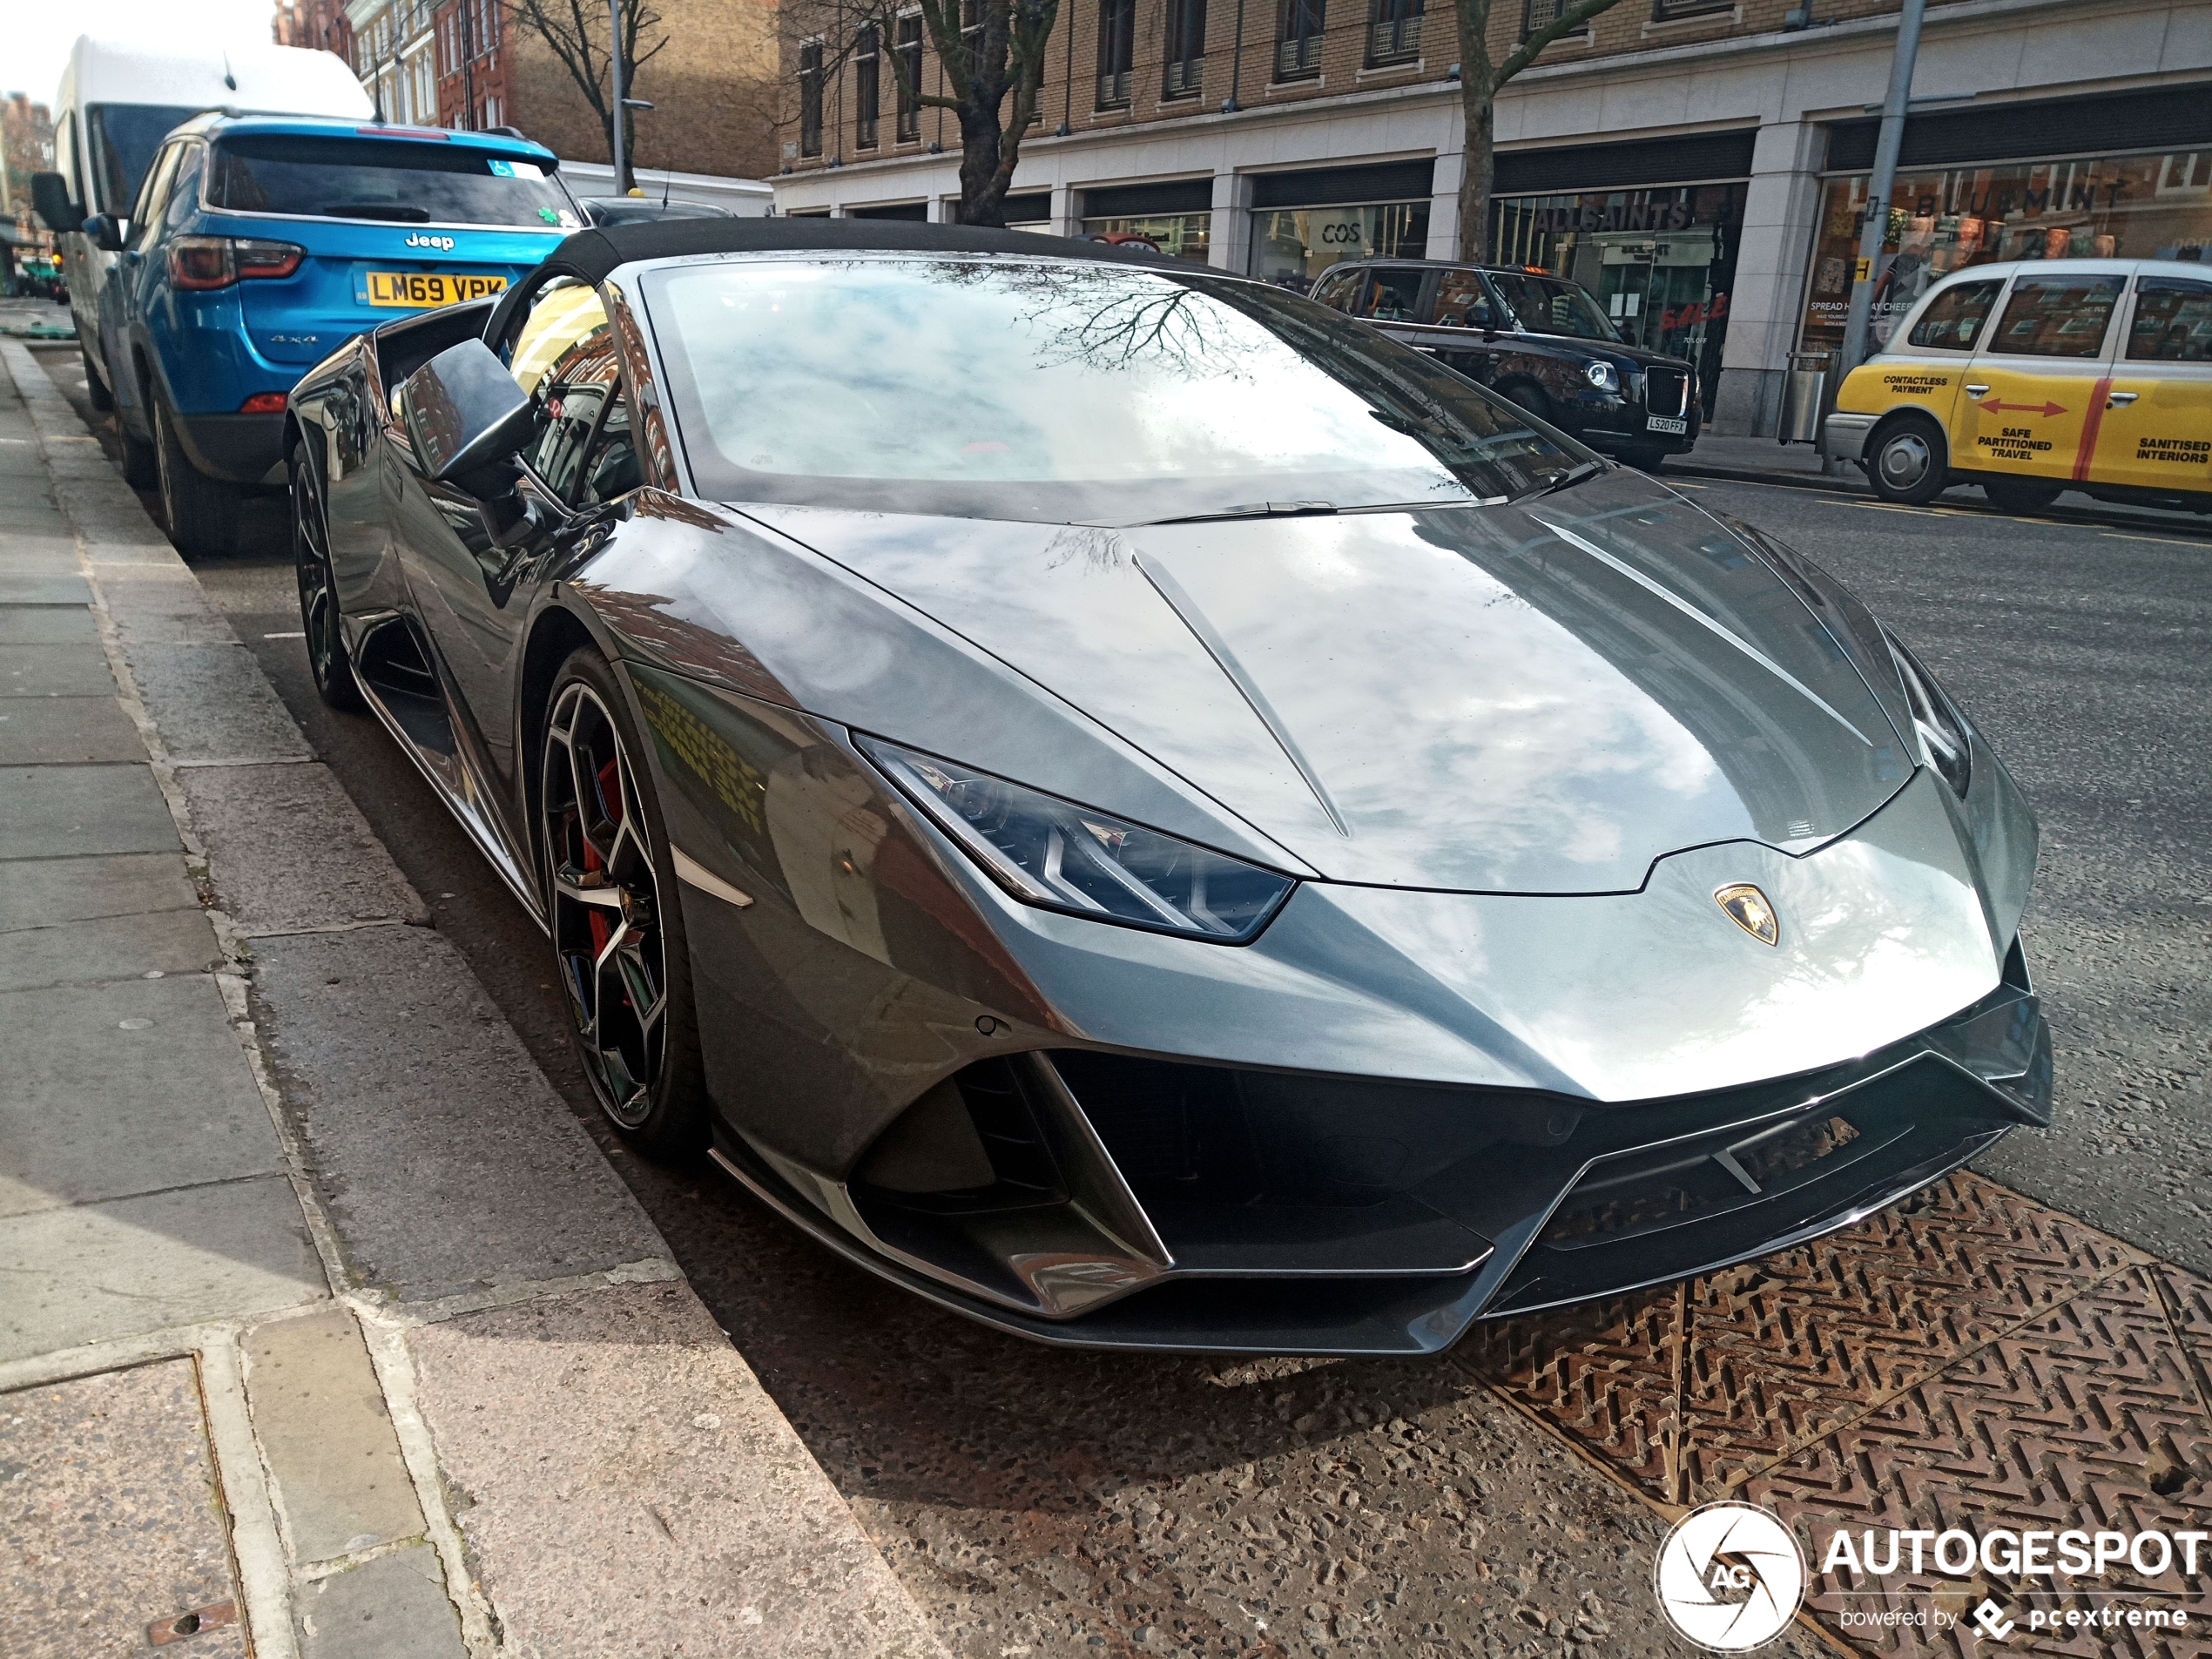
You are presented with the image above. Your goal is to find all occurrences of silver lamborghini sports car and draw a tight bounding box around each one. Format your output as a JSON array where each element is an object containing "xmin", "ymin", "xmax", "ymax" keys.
[{"xmin": 285, "ymin": 219, "xmax": 2051, "ymax": 1354}]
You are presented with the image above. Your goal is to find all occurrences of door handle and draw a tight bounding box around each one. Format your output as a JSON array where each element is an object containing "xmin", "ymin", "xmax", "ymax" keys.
[
  {"xmin": 1965, "ymin": 383, "xmax": 1989, "ymax": 397},
  {"xmin": 2106, "ymin": 390, "xmax": 2139, "ymax": 407}
]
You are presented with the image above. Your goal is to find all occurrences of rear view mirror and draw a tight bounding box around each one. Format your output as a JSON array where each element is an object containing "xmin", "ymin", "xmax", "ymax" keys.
[
  {"xmin": 31, "ymin": 172, "xmax": 84, "ymax": 233},
  {"xmin": 81, "ymin": 214, "xmax": 125, "ymax": 253},
  {"xmin": 398, "ymin": 339, "xmax": 536, "ymax": 486}
]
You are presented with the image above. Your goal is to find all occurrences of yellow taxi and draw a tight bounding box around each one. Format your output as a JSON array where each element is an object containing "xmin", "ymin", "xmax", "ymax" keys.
[{"xmin": 1822, "ymin": 259, "xmax": 2212, "ymax": 513}]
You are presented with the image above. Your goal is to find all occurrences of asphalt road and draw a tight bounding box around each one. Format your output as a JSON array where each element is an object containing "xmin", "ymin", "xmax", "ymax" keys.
[{"xmin": 30, "ymin": 336, "xmax": 2211, "ymax": 1656}]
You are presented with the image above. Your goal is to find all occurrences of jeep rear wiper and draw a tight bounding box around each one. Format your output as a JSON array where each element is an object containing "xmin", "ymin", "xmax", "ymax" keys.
[{"xmin": 322, "ymin": 203, "xmax": 431, "ymax": 222}]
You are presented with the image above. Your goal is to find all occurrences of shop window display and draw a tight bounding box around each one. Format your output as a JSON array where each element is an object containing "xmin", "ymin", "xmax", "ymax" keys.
[
  {"xmin": 1797, "ymin": 150, "xmax": 2212, "ymax": 355},
  {"xmin": 1251, "ymin": 202, "xmax": 1429, "ymax": 292},
  {"xmin": 1082, "ymin": 212, "xmax": 1211, "ymax": 262}
]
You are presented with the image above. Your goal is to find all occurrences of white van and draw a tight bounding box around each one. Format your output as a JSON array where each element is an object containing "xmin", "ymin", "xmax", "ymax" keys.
[{"xmin": 35, "ymin": 36, "xmax": 372, "ymax": 408}]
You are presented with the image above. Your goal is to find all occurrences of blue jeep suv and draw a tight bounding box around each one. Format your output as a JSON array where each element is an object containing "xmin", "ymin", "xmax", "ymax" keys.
[{"xmin": 84, "ymin": 113, "xmax": 581, "ymax": 556}]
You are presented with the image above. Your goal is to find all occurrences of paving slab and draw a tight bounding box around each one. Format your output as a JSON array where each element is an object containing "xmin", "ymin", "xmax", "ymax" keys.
[
  {"xmin": 243, "ymin": 1307, "xmax": 425, "ymax": 1566},
  {"xmin": 251, "ymin": 926, "xmax": 665, "ymax": 1300},
  {"xmin": 0, "ymin": 762, "xmax": 177, "ymax": 858},
  {"xmin": 179, "ymin": 763, "xmax": 428, "ymax": 934},
  {"xmin": 0, "ymin": 849, "xmax": 201, "ymax": 927},
  {"xmin": 0, "ymin": 973, "xmax": 279, "ymax": 1216},
  {"xmin": 125, "ymin": 642, "xmax": 313, "ymax": 764},
  {"xmin": 0, "ymin": 903, "xmax": 222, "ymax": 994},
  {"xmin": 98, "ymin": 571, "xmax": 241, "ymax": 645},
  {"xmin": 0, "ymin": 572, "xmax": 91, "ymax": 604},
  {"xmin": 0, "ymin": 1359, "xmax": 248, "ymax": 1659},
  {"xmin": 295, "ymin": 1544, "xmax": 466, "ymax": 1659},
  {"xmin": 405, "ymin": 1279, "xmax": 945, "ymax": 1659},
  {"xmin": 0, "ymin": 640, "xmax": 122, "ymax": 695},
  {"xmin": 0, "ymin": 1177, "xmax": 326, "ymax": 1360},
  {"xmin": 0, "ymin": 604, "xmax": 98, "ymax": 643},
  {"xmin": 0, "ymin": 694, "xmax": 145, "ymax": 762},
  {"xmin": 0, "ymin": 529, "xmax": 83, "ymax": 574}
]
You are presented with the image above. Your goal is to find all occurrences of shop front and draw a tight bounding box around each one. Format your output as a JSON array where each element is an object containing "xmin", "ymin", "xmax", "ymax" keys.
[
  {"xmin": 1248, "ymin": 160, "xmax": 1434, "ymax": 292},
  {"xmin": 1081, "ymin": 179, "xmax": 1212, "ymax": 261},
  {"xmin": 1799, "ymin": 84, "xmax": 2212, "ymax": 355},
  {"xmin": 1487, "ymin": 131, "xmax": 1753, "ymax": 421}
]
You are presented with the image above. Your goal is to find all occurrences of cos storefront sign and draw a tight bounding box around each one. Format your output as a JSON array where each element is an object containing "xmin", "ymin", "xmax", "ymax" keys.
[
  {"xmin": 1800, "ymin": 83, "xmax": 2212, "ymax": 354},
  {"xmin": 1249, "ymin": 160, "xmax": 1434, "ymax": 292}
]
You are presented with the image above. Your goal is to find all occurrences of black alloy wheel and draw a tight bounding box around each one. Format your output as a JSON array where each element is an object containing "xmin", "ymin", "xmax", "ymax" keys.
[
  {"xmin": 1981, "ymin": 476, "xmax": 2063, "ymax": 514},
  {"xmin": 541, "ymin": 648, "xmax": 706, "ymax": 1154},
  {"xmin": 152, "ymin": 389, "xmax": 239, "ymax": 558},
  {"xmin": 1865, "ymin": 415, "xmax": 1950, "ymax": 506},
  {"xmin": 291, "ymin": 450, "xmax": 364, "ymax": 711}
]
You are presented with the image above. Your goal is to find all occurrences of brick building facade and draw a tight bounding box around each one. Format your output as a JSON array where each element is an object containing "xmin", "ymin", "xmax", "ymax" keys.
[{"xmin": 772, "ymin": 0, "xmax": 2212, "ymax": 435}]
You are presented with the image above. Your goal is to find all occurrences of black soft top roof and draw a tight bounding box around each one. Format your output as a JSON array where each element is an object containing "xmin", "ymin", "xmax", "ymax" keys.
[{"xmin": 546, "ymin": 215, "xmax": 1182, "ymax": 283}]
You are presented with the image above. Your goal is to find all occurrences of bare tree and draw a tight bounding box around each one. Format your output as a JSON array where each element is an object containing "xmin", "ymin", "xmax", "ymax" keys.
[
  {"xmin": 1453, "ymin": 0, "xmax": 1629, "ymax": 261},
  {"xmin": 503, "ymin": 0, "xmax": 669, "ymax": 192},
  {"xmin": 791, "ymin": 0, "xmax": 1056, "ymax": 227}
]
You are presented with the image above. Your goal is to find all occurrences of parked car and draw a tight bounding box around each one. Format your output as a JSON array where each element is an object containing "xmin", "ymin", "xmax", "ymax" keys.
[
  {"xmin": 1822, "ymin": 257, "xmax": 2212, "ymax": 513},
  {"xmin": 1312, "ymin": 258, "xmax": 1703, "ymax": 469},
  {"xmin": 31, "ymin": 34, "xmax": 372, "ymax": 417},
  {"xmin": 280, "ymin": 218, "xmax": 2047, "ymax": 1355},
  {"xmin": 579, "ymin": 197, "xmax": 735, "ymax": 227},
  {"xmin": 75, "ymin": 111, "xmax": 582, "ymax": 556}
]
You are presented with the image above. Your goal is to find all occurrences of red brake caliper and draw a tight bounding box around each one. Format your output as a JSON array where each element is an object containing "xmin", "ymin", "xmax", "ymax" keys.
[{"xmin": 583, "ymin": 759, "xmax": 632, "ymax": 1012}]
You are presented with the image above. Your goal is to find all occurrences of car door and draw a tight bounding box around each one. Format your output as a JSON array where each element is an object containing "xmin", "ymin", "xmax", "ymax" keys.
[
  {"xmin": 1424, "ymin": 267, "xmax": 1504, "ymax": 385},
  {"xmin": 1953, "ymin": 267, "xmax": 2127, "ymax": 484},
  {"xmin": 2087, "ymin": 270, "xmax": 2212, "ymax": 496},
  {"xmin": 1863, "ymin": 273, "xmax": 1999, "ymax": 435},
  {"xmin": 101, "ymin": 139, "xmax": 181, "ymax": 425}
]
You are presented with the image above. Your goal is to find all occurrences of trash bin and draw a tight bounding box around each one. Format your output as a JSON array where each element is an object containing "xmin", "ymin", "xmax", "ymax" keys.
[{"xmin": 1778, "ymin": 351, "xmax": 1829, "ymax": 444}]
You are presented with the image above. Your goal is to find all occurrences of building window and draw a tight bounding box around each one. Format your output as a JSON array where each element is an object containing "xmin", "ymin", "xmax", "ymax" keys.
[
  {"xmin": 1276, "ymin": 0, "xmax": 1325, "ymax": 79},
  {"xmin": 1367, "ymin": 0, "xmax": 1420, "ymax": 63},
  {"xmin": 854, "ymin": 24, "xmax": 880, "ymax": 147},
  {"xmin": 1163, "ymin": 0, "xmax": 1205, "ymax": 98},
  {"xmin": 799, "ymin": 40, "xmax": 824, "ymax": 157},
  {"xmin": 1649, "ymin": 0, "xmax": 1731, "ymax": 17},
  {"xmin": 1097, "ymin": 0, "xmax": 1135, "ymax": 109},
  {"xmin": 895, "ymin": 14, "xmax": 922, "ymax": 141},
  {"xmin": 1520, "ymin": 0, "xmax": 1593, "ymax": 37}
]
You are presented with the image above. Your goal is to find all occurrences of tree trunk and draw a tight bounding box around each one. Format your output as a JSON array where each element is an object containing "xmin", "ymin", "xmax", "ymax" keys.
[
  {"xmin": 957, "ymin": 100, "xmax": 1008, "ymax": 224},
  {"xmin": 1453, "ymin": 3, "xmax": 1497, "ymax": 264}
]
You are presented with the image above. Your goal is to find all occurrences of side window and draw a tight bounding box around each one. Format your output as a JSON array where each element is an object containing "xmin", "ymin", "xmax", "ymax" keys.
[
  {"xmin": 2126, "ymin": 277, "xmax": 2212, "ymax": 362},
  {"xmin": 130, "ymin": 144, "xmax": 181, "ymax": 250},
  {"xmin": 162, "ymin": 145, "xmax": 206, "ymax": 236},
  {"xmin": 1433, "ymin": 270, "xmax": 1494, "ymax": 330},
  {"xmin": 504, "ymin": 278, "xmax": 615, "ymax": 500},
  {"xmin": 1986, "ymin": 273, "xmax": 2124, "ymax": 358},
  {"xmin": 1364, "ymin": 267, "xmax": 1426, "ymax": 321},
  {"xmin": 577, "ymin": 392, "xmax": 641, "ymax": 506},
  {"xmin": 1311, "ymin": 270, "xmax": 1364, "ymax": 313},
  {"xmin": 1905, "ymin": 279, "xmax": 2000, "ymax": 351}
]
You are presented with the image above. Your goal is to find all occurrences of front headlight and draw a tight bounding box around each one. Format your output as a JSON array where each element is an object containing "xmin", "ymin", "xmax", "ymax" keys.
[
  {"xmin": 1585, "ymin": 361, "xmax": 1621, "ymax": 394},
  {"xmin": 1887, "ymin": 635, "xmax": 1973, "ymax": 799},
  {"xmin": 860, "ymin": 738, "xmax": 1295, "ymax": 942}
]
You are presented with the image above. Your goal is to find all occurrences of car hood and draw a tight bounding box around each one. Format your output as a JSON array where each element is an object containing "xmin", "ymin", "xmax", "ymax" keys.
[{"xmin": 734, "ymin": 472, "xmax": 1915, "ymax": 894}]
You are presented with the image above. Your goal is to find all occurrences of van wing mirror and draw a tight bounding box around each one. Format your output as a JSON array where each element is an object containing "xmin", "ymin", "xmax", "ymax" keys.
[
  {"xmin": 81, "ymin": 214, "xmax": 125, "ymax": 253},
  {"xmin": 397, "ymin": 339, "xmax": 536, "ymax": 487},
  {"xmin": 31, "ymin": 172, "xmax": 84, "ymax": 234}
]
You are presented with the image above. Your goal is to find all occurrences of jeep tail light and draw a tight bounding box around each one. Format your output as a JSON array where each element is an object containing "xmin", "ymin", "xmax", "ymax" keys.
[
  {"xmin": 239, "ymin": 393, "xmax": 288, "ymax": 414},
  {"xmin": 168, "ymin": 237, "xmax": 305, "ymax": 290}
]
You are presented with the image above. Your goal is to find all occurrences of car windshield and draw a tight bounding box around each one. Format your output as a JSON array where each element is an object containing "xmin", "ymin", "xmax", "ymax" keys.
[
  {"xmin": 207, "ymin": 135, "xmax": 582, "ymax": 229},
  {"xmin": 86, "ymin": 103, "xmax": 199, "ymax": 216},
  {"xmin": 1487, "ymin": 273, "xmax": 1619, "ymax": 341},
  {"xmin": 646, "ymin": 255, "xmax": 1587, "ymax": 523}
]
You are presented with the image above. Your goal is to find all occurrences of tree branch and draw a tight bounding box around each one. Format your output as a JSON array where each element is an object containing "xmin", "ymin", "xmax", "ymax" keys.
[{"xmin": 1497, "ymin": 0, "xmax": 1622, "ymax": 84}]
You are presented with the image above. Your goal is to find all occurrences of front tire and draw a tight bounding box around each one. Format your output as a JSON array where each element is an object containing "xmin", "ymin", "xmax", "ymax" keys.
[
  {"xmin": 1981, "ymin": 476, "xmax": 2062, "ymax": 513},
  {"xmin": 1498, "ymin": 380, "xmax": 1555, "ymax": 428},
  {"xmin": 82, "ymin": 344, "xmax": 114, "ymax": 412},
  {"xmin": 1865, "ymin": 415, "xmax": 1950, "ymax": 505},
  {"xmin": 291, "ymin": 448, "xmax": 364, "ymax": 711},
  {"xmin": 540, "ymin": 647, "xmax": 707, "ymax": 1156},
  {"xmin": 153, "ymin": 391, "xmax": 239, "ymax": 558}
]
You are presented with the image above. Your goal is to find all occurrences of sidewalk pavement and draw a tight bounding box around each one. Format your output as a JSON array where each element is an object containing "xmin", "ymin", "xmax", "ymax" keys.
[
  {"xmin": 1666, "ymin": 432, "xmax": 1855, "ymax": 491},
  {"xmin": 0, "ymin": 340, "xmax": 945, "ymax": 1659}
]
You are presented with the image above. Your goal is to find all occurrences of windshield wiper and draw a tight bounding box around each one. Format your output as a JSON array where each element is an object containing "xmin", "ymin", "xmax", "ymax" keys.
[
  {"xmin": 1147, "ymin": 500, "xmax": 1339, "ymax": 526},
  {"xmin": 321, "ymin": 203, "xmax": 431, "ymax": 222},
  {"xmin": 1520, "ymin": 459, "xmax": 1607, "ymax": 502}
]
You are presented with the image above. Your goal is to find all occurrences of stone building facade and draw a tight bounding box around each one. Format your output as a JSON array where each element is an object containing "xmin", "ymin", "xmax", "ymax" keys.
[{"xmin": 771, "ymin": 0, "xmax": 2212, "ymax": 435}]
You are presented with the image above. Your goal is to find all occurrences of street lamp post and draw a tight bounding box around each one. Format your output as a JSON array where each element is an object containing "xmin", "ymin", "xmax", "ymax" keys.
[
  {"xmin": 1835, "ymin": 0, "xmax": 1926, "ymax": 385},
  {"xmin": 609, "ymin": 0, "xmax": 628, "ymax": 193}
]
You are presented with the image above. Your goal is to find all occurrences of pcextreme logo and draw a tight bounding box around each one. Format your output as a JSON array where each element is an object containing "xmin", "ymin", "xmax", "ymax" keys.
[{"xmin": 1654, "ymin": 1502, "xmax": 1808, "ymax": 1650}]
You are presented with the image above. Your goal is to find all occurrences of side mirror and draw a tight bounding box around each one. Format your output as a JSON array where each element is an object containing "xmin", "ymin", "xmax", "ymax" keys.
[
  {"xmin": 81, "ymin": 214, "xmax": 125, "ymax": 253},
  {"xmin": 397, "ymin": 339, "xmax": 536, "ymax": 486},
  {"xmin": 31, "ymin": 172, "xmax": 84, "ymax": 233}
]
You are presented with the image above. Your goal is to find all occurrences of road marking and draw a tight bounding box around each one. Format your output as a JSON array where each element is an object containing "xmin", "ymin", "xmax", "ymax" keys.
[
  {"xmin": 263, "ymin": 631, "xmax": 306, "ymax": 638},
  {"xmin": 2101, "ymin": 530, "xmax": 2212, "ymax": 549}
]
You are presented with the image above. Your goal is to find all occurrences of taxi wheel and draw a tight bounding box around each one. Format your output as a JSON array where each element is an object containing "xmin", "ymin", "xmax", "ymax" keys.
[
  {"xmin": 1981, "ymin": 477, "xmax": 2062, "ymax": 514},
  {"xmin": 1865, "ymin": 416, "xmax": 1950, "ymax": 506}
]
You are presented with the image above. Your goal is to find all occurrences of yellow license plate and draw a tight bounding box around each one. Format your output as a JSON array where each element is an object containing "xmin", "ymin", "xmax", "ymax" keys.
[{"xmin": 361, "ymin": 271, "xmax": 509, "ymax": 308}]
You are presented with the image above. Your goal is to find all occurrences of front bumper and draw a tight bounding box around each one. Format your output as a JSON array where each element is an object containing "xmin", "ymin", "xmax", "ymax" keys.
[
  {"xmin": 1821, "ymin": 411, "xmax": 1876, "ymax": 465},
  {"xmin": 710, "ymin": 972, "xmax": 2051, "ymax": 1355}
]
